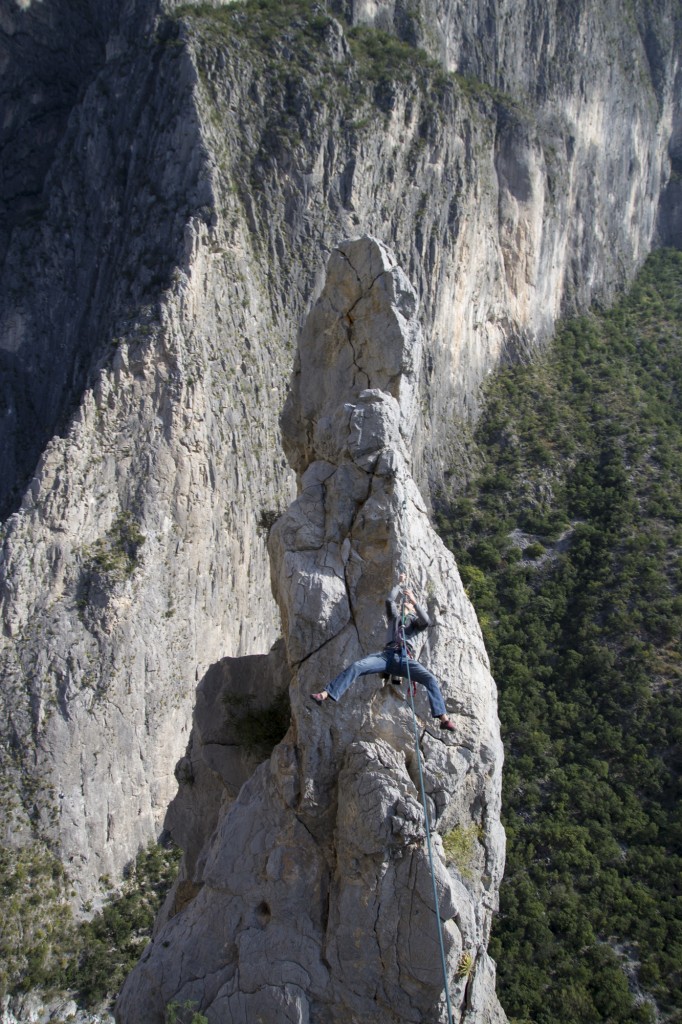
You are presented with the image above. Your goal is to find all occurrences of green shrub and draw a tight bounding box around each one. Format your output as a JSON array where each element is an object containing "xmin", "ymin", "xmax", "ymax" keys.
[
  {"xmin": 0, "ymin": 844, "xmax": 74, "ymax": 999},
  {"xmin": 442, "ymin": 824, "xmax": 482, "ymax": 880},
  {"xmin": 68, "ymin": 841, "xmax": 181, "ymax": 1006},
  {"xmin": 523, "ymin": 542, "xmax": 546, "ymax": 559},
  {"xmin": 456, "ymin": 950, "xmax": 475, "ymax": 978},
  {"xmin": 166, "ymin": 1000, "xmax": 209, "ymax": 1024},
  {"xmin": 86, "ymin": 510, "xmax": 145, "ymax": 583}
]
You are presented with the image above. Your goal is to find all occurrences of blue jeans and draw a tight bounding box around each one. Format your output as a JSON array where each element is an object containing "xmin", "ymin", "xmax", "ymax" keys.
[{"xmin": 326, "ymin": 649, "xmax": 446, "ymax": 718}]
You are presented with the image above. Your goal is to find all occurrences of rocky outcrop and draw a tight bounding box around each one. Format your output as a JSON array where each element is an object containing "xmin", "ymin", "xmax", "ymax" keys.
[
  {"xmin": 0, "ymin": 0, "xmax": 680, "ymax": 935},
  {"xmin": 116, "ymin": 237, "xmax": 506, "ymax": 1024}
]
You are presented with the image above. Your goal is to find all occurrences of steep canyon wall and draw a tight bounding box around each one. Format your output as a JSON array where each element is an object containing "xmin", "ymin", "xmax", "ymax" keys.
[{"xmin": 0, "ymin": 0, "xmax": 679, "ymax": 951}]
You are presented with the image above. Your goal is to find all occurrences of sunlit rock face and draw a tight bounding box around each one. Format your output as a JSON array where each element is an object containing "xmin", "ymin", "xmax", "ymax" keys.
[
  {"xmin": 115, "ymin": 237, "xmax": 506, "ymax": 1024},
  {"xmin": 0, "ymin": 0, "xmax": 679, "ymax": 931}
]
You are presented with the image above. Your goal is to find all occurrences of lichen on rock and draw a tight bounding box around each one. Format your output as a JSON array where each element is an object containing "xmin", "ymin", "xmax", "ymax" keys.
[{"xmin": 116, "ymin": 237, "xmax": 506, "ymax": 1024}]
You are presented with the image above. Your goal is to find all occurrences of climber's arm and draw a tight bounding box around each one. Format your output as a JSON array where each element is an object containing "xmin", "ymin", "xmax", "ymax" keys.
[
  {"xmin": 411, "ymin": 599, "xmax": 431, "ymax": 630},
  {"xmin": 387, "ymin": 584, "xmax": 402, "ymax": 622}
]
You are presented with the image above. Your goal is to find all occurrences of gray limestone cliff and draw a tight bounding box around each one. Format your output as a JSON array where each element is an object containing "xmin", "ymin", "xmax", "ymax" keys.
[
  {"xmin": 0, "ymin": 0, "xmax": 680, "ymax": 1006},
  {"xmin": 116, "ymin": 236, "xmax": 506, "ymax": 1024}
]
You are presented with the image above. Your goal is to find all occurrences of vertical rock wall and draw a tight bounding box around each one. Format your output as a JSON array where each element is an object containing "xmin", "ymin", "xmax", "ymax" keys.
[
  {"xmin": 0, "ymin": 23, "xmax": 295, "ymax": 893},
  {"xmin": 182, "ymin": 0, "xmax": 680, "ymax": 480},
  {"xmin": 0, "ymin": 0, "xmax": 680, "ymax": 920},
  {"xmin": 116, "ymin": 238, "xmax": 506, "ymax": 1024}
]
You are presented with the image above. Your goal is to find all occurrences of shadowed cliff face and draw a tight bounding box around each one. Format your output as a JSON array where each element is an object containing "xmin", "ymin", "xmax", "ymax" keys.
[
  {"xmin": 0, "ymin": 0, "xmax": 206, "ymax": 521},
  {"xmin": 116, "ymin": 237, "xmax": 506, "ymax": 1024},
  {"xmin": 0, "ymin": 0, "xmax": 161, "ymax": 261},
  {"xmin": 1, "ymin": 0, "xmax": 109, "ymax": 265},
  {"xmin": 0, "ymin": 9, "xmax": 294, "ymax": 897},
  {"xmin": 0, "ymin": 0, "xmax": 679, "ymax": 935}
]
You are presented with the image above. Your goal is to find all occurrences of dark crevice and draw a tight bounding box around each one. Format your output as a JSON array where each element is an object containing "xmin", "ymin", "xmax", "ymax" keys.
[{"xmin": 292, "ymin": 628, "xmax": 345, "ymax": 669}]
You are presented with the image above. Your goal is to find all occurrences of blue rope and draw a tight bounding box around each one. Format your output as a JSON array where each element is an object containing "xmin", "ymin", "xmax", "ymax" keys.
[{"xmin": 400, "ymin": 590, "xmax": 454, "ymax": 1024}]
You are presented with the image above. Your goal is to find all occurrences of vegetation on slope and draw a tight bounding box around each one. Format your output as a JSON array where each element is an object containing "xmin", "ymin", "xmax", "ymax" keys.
[
  {"xmin": 0, "ymin": 840, "xmax": 180, "ymax": 1009},
  {"xmin": 172, "ymin": 0, "xmax": 503, "ymax": 131},
  {"xmin": 436, "ymin": 248, "xmax": 682, "ymax": 1024},
  {"xmin": 175, "ymin": 0, "xmax": 447, "ymax": 86}
]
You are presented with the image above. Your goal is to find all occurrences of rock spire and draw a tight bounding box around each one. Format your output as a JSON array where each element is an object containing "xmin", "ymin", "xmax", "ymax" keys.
[{"xmin": 116, "ymin": 237, "xmax": 506, "ymax": 1024}]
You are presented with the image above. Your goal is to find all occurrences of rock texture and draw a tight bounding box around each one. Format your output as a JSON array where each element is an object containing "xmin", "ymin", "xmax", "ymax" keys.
[
  {"xmin": 162, "ymin": 639, "xmax": 292, "ymax": 908},
  {"xmin": 167, "ymin": 0, "xmax": 682, "ymax": 478},
  {"xmin": 0, "ymin": 12, "xmax": 295, "ymax": 893},
  {"xmin": 0, "ymin": 0, "xmax": 680, "ymax": 943},
  {"xmin": 116, "ymin": 237, "xmax": 506, "ymax": 1024}
]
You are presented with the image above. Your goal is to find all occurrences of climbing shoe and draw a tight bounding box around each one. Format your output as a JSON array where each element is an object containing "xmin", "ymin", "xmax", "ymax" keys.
[
  {"xmin": 310, "ymin": 693, "xmax": 327, "ymax": 706},
  {"xmin": 390, "ymin": 676, "xmax": 402, "ymax": 686},
  {"xmin": 439, "ymin": 716, "xmax": 456, "ymax": 731}
]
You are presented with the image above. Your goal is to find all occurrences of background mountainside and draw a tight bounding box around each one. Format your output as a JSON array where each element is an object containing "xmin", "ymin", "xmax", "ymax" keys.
[
  {"xmin": 437, "ymin": 248, "xmax": 682, "ymax": 1024},
  {"xmin": 0, "ymin": 0, "xmax": 681, "ymax": 1019}
]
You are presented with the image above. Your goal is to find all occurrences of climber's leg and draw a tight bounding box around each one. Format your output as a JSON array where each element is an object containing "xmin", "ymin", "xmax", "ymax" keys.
[
  {"xmin": 405, "ymin": 660, "xmax": 447, "ymax": 718},
  {"xmin": 324, "ymin": 652, "xmax": 389, "ymax": 702}
]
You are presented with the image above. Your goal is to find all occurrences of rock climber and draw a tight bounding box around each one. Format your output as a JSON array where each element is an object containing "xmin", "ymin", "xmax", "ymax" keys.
[{"xmin": 311, "ymin": 573, "xmax": 456, "ymax": 731}]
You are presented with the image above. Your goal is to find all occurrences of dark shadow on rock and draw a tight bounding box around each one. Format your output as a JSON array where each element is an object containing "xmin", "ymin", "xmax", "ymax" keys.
[
  {"xmin": 0, "ymin": 0, "xmax": 208, "ymax": 520},
  {"xmin": 158, "ymin": 639, "xmax": 291, "ymax": 924}
]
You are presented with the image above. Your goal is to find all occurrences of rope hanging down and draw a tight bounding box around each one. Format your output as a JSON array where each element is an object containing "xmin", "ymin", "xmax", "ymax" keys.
[{"xmin": 400, "ymin": 589, "xmax": 454, "ymax": 1024}]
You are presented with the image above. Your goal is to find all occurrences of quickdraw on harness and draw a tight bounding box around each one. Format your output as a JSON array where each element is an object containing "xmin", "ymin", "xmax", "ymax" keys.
[{"xmin": 399, "ymin": 588, "xmax": 454, "ymax": 1024}]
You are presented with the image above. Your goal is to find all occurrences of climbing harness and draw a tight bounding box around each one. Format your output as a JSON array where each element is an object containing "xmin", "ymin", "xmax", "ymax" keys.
[{"xmin": 400, "ymin": 588, "xmax": 454, "ymax": 1024}]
